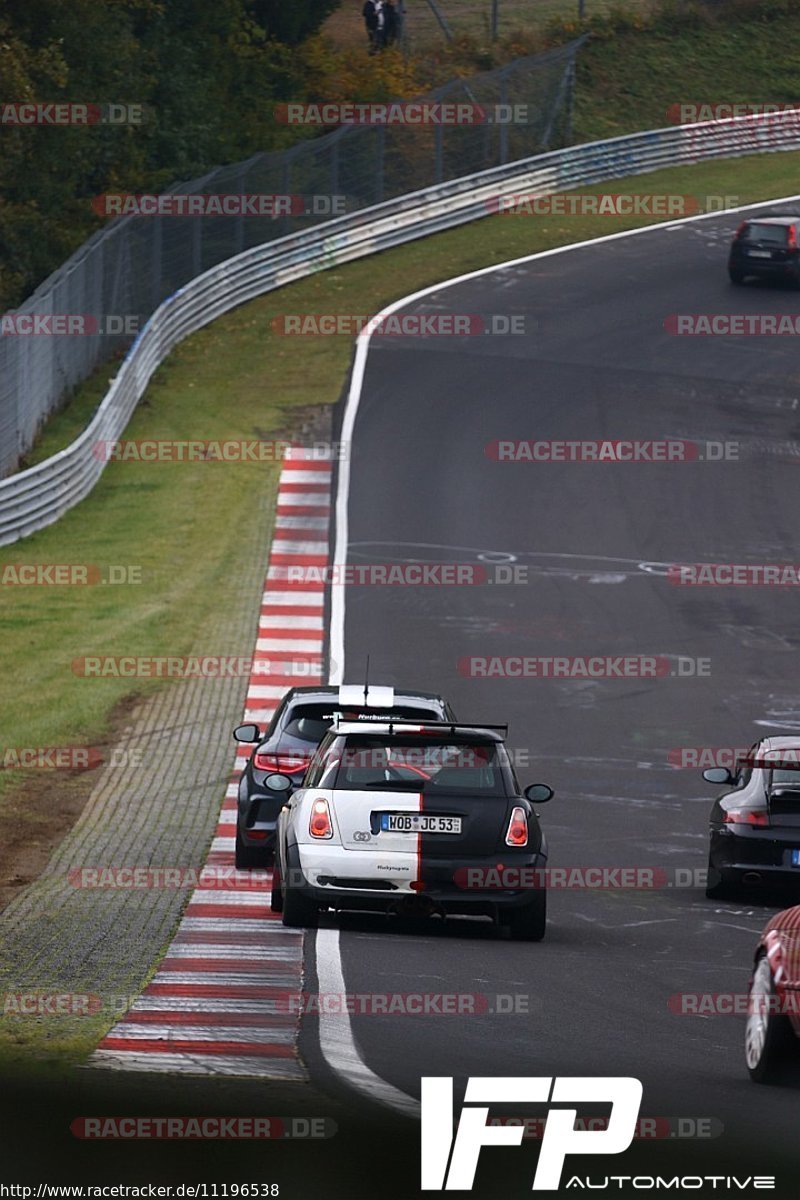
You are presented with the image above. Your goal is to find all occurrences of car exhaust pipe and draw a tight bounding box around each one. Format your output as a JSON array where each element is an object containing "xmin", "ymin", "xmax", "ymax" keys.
[
  {"xmin": 742, "ymin": 871, "xmax": 763, "ymax": 885},
  {"xmin": 390, "ymin": 895, "xmax": 443, "ymax": 919}
]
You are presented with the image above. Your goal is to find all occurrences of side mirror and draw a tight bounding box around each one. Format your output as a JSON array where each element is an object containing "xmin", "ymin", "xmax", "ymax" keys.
[
  {"xmin": 233, "ymin": 723, "xmax": 261, "ymax": 744},
  {"xmin": 524, "ymin": 783, "xmax": 553, "ymax": 804},
  {"xmin": 264, "ymin": 772, "xmax": 293, "ymax": 794},
  {"xmin": 703, "ymin": 767, "xmax": 735, "ymax": 785}
]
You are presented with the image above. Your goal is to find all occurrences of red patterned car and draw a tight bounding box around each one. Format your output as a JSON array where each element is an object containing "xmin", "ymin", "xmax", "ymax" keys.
[{"xmin": 746, "ymin": 905, "xmax": 800, "ymax": 1082}]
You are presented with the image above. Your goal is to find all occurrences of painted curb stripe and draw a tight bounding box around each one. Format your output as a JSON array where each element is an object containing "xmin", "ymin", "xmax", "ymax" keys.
[{"xmin": 89, "ymin": 451, "xmax": 332, "ymax": 1078}]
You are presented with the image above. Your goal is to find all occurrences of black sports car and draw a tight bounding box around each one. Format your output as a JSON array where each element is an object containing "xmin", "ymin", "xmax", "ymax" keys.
[
  {"xmin": 231, "ymin": 684, "xmax": 456, "ymax": 867},
  {"xmin": 703, "ymin": 736, "xmax": 800, "ymax": 898}
]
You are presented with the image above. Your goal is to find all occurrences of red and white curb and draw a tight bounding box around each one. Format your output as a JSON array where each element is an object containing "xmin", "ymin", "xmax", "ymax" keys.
[{"xmin": 90, "ymin": 449, "xmax": 332, "ymax": 1078}]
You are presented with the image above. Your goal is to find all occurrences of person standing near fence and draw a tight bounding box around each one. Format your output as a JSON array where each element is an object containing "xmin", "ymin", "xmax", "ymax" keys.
[
  {"xmin": 363, "ymin": 0, "xmax": 380, "ymax": 52},
  {"xmin": 374, "ymin": 0, "xmax": 387, "ymax": 50},
  {"xmin": 383, "ymin": 0, "xmax": 399, "ymax": 46}
]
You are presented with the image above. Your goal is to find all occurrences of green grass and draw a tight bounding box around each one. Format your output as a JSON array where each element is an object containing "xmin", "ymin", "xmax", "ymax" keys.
[
  {"xmin": 325, "ymin": 2, "xmax": 800, "ymax": 147},
  {"xmin": 573, "ymin": 8, "xmax": 800, "ymax": 143}
]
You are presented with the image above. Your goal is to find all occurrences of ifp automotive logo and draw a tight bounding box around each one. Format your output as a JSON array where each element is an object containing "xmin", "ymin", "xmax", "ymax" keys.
[{"xmin": 421, "ymin": 1076, "xmax": 643, "ymax": 1191}]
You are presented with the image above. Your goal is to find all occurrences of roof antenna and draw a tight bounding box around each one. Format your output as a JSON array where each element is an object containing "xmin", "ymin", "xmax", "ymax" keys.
[{"xmin": 364, "ymin": 654, "xmax": 370, "ymax": 707}]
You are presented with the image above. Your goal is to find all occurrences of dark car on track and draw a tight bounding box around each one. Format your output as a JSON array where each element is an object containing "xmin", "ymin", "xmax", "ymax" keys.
[
  {"xmin": 270, "ymin": 719, "xmax": 554, "ymax": 940},
  {"xmin": 231, "ymin": 685, "xmax": 457, "ymax": 867},
  {"xmin": 728, "ymin": 214, "xmax": 800, "ymax": 286},
  {"xmin": 745, "ymin": 904, "xmax": 800, "ymax": 1082},
  {"xmin": 703, "ymin": 736, "xmax": 800, "ymax": 898}
]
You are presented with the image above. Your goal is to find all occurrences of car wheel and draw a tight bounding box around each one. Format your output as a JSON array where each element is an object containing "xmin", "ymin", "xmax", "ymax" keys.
[
  {"xmin": 235, "ymin": 825, "xmax": 268, "ymax": 870},
  {"xmin": 504, "ymin": 890, "xmax": 546, "ymax": 942},
  {"xmin": 282, "ymin": 883, "xmax": 318, "ymax": 928},
  {"xmin": 281, "ymin": 852, "xmax": 319, "ymax": 928},
  {"xmin": 270, "ymin": 854, "xmax": 284, "ymax": 913},
  {"xmin": 728, "ymin": 267, "xmax": 745, "ymax": 284},
  {"xmin": 746, "ymin": 955, "xmax": 795, "ymax": 1083},
  {"xmin": 705, "ymin": 856, "xmax": 731, "ymax": 900}
]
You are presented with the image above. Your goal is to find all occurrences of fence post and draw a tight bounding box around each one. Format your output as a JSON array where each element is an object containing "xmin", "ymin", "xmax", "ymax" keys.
[{"xmin": 375, "ymin": 126, "xmax": 386, "ymax": 205}]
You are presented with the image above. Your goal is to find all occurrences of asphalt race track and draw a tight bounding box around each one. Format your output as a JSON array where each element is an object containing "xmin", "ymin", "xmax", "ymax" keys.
[{"xmin": 308, "ymin": 202, "xmax": 800, "ymax": 1190}]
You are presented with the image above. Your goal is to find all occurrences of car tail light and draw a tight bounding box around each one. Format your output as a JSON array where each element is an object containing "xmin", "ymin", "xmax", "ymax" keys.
[
  {"xmin": 505, "ymin": 806, "xmax": 529, "ymax": 847},
  {"xmin": 789, "ymin": 226, "xmax": 798, "ymax": 249},
  {"xmin": 253, "ymin": 751, "xmax": 311, "ymax": 775},
  {"xmin": 309, "ymin": 797, "xmax": 333, "ymax": 839},
  {"xmin": 724, "ymin": 809, "xmax": 769, "ymax": 827},
  {"xmin": 735, "ymin": 221, "xmax": 747, "ymax": 239}
]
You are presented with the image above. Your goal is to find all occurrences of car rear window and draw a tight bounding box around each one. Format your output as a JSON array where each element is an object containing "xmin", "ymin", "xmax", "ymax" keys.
[
  {"xmin": 332, "ymin": 736, "xmax": 508, "ymax": 795},
  {"xmin": 282, "ymin": 703, "xmax": 441, "ymax": 743},
  {"xmin": 742, "ymin": 223, "xmax": 791, "ymax": 245}
]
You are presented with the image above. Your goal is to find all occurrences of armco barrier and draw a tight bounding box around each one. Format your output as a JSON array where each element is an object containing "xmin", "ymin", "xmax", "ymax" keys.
[{"xmin": 1, "ymin": 112, "xmax": 799, "ymax": 546}]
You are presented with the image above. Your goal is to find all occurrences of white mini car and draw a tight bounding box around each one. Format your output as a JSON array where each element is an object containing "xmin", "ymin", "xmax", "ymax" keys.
[{"xmin": 269, "ymin": 719, "xmax": 554, "ymax": 940}]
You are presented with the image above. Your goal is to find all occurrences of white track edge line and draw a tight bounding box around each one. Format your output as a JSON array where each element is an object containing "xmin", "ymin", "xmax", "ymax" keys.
[{"xmin": 322, "ymin": 188, "xmax": 800, "ymax": 1113}]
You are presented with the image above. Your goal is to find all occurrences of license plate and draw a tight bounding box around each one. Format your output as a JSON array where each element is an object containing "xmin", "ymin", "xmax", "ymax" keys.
[
  {"xmin": 748, "ymin": 249, "xmax": 771, "ymax": 258},
  {"xmin": 380, "ymin": 813, "xmax": 462, "ymax": 834},
  {"xmin": 791, "ymin": 850, "xmax": 800, "ymax": 867}
]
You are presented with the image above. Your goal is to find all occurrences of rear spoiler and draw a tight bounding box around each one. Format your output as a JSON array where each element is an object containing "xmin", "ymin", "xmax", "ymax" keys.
[{"xmin": 331, "ymin": 717, "xmax": 508, "ymax": 737}]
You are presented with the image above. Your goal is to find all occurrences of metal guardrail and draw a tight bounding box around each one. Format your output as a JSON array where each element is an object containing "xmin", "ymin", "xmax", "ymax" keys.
[
  {"xmin": 2, "ymin": 112, "xmax": 799, "ymax": 546},
  {"xmin": 0, "ymin": 42, "xmax": 583, "ymax": 482}
]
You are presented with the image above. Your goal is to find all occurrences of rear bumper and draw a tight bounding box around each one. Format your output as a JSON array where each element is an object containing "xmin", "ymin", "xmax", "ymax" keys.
[
  {"xmin": 289, "ymin": 842, "xmax": 547, "ymax": 913},
  {"xmin": 710, "ymin": 829, "xmax": 800, "ymax": 888},
  {"xmin": 729, "ymin": 252, "xmax": 799, "ymax": 279}
]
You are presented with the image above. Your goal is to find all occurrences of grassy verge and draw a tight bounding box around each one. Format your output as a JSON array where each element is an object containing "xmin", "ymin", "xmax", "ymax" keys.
[
  {"xmin": 1, "ymin": 151, "xmax": 799, "ymax": 1063},
  {"xmin": 573, "ymin": 8, "xmax": 800, "ymax": 143}
]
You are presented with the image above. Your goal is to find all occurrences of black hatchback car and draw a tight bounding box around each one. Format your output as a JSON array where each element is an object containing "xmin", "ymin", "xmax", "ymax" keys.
[
  {"xmin": 703, "ymin": 736, "xmax": 800, "ymax": 898},
  {"xmin": 231, "ymin": 684, "xmax": 457, "ymax": 867},
  {"xmin": 728, "ymin": 215, "xmax": 800, "ymax": 286}
]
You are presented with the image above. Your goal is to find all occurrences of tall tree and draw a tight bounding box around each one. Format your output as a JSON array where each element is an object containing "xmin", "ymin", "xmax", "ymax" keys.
[{"xmin": 246, "ymin": 0, "xmax": 340, "ymax": 46}]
